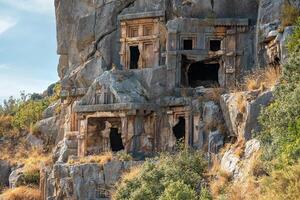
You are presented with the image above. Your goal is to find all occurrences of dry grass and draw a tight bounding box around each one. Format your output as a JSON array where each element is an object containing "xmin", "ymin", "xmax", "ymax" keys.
[
  {"xmin": 206, "ymin": 87, "xmax": 225, "ymax": 102},
  {"xmin": 210, "ymin": 171, "xmax": 231, "ymax": 197},
  {"xmin": 0, "ymin": 186, "xmax": 41, "ymax": 200},
  {"xmin": 121, "ymin": 166, "xmax": 142, "ymax": 182},
  {"xmin": 68, "ymin": 152, "xmax": 113, "ymax": 166},
  {"xmin": 244, "ymin": 67, "xmax": 281, "ymax": 92},
  {"xmin": 0, "ymin": 115, "xmax": 18, "ymax": 138},
  {"xmin": 22, "ymin": 150, "xmax": 52, "ymax": 175},
  {"xmin": 233, "ymin": 138, "xmax": 246, "ymax": 158},
  {"xmin": 207, "ymin": 156, "xmax": 231, "ymax": 198},
  {"xmin": 229, "ymin": 177, "xmax": 260, "ymax": 200},
  {"xmin": 281, "ymin": 2, "xmax": 300, "ymax": 26},
  {"xmin": 236, "ymin": 93, "xmax": 246, "ymax": 114}
]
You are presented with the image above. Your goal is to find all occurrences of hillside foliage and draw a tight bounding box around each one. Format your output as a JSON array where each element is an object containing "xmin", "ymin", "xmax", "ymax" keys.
[
  {"xmin": 0, "ymin": 83, "xmax": 61, "ymax": 135},
  {"xmin": 114, "ymin": 148, "xmax": 211, "ymax": 200}
]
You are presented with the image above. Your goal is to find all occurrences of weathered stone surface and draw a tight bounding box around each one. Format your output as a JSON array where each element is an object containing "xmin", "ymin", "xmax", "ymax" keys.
[
  {"xmin": 43, "ymin": 160, "xmax": 143, "ymax": 200},
  {"xmin": 0, "ymin": 160, "xmax": 11, "ymax": 187},
  {"xmin": 9, "ymin": 167, "xmax": 24, "ymax": 188},
  {"xmin": 221, "ymin": 149, "xmax": 240, "ymax": 177},
  {"xmin": 103, "ymin": 160, "xmax": 123, "ymax": 186},
  {"xmin": 221, "ymin": 139, "xmax": 261, "ymax": 181},
  {"xmin": 25, "ymin": 134, "xmax": 43, "ymax": 149},
  {"xmin": 220, "ymin": 89, "xmax": 273, "ymax": 140},
  {"xmin": 53, "ymin": 138, "xmax": 77, "ymax": 163},
  {"xmin": 244, "ymin": 139, "xmax": 260, "ymax": 159},
  {"xmin": 42, "ymin": 100, "xmax": 60, "ymax": 119},
  {"xmin": 208, "ymin": 130, "xmax": 224, "ymax": 154},
  {"xmin": 36, "ymin": 116, "xmax": 60, "ymax": 145}
]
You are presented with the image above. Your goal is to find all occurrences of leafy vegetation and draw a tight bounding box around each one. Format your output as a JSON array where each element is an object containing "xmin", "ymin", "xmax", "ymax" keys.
[
  {"xmin": 287, "ymin": 17, "xmax": 300, "ymax": 52},
  {"xmin": 259, "ymin": 31, "xmax": 300, "ymax": 169},
  {"xmin": 113, "ymin": 148, "xmax": 211, "ymax": 200},
  {"xmin": 0, "ymin": 82, "xmax": 61, "ymax": 133},
  {"xmin": 281, "ymin": 2, "xmax": 300, "ymax": 27}
]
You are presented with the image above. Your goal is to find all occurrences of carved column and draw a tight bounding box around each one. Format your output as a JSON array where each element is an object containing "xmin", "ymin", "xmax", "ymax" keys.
[
  {"xmin": 121, "ymin": 117, "xmax": 128, "ymax": 152},
  {"xmin": 78, "ymin": 117, "xmax": 88, "ymax": 157},
  {"xmin": 184, "ymin": 111, "xmax": 193, "ymax": 147}
]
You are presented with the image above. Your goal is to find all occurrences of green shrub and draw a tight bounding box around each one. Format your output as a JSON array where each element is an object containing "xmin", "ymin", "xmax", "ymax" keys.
[
  {"xmin": 159, "ymin": 180, "xmax": 197, "ymax": 200},
  {"xmin": 281, "ymin": 3, "xmax": 300, "ymax": 27},
  {"xmin": 23, "ymin": 170, "xmax": 40, "ymax": 186},
  {"xmin": 116, "ymin": 151, "xmax": 133, "ymax": 161},
  {"xmin": 114, "ymin": 149, "xmax": 210, "ymax": 200},
  {"xmin": 259, "ymin": 162, "xmax": 300, "ymax": 200},
  {"xmin": 287, "ymin": 17, "xmax": 300, "ymax": 53},
  {"xmin": 12, "ymin": 99, "xmax": 50, "ymax": 131},
  {"xmin": 258, "ymin": 44, "xmax": 300, "ymax": 169}
]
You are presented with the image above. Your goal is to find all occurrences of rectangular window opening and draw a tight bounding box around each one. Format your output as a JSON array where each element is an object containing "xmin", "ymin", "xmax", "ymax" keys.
[
  {"xmin": 130, "ymin": 46, "xmax": 140, "ymax": 69},
  {"xmin": 183, "ymin": 39, "xmax": 193, "ymax": 50},
  {"xmin": 210, "ymin": 40, "xmax": 221, "ymax": 51}
]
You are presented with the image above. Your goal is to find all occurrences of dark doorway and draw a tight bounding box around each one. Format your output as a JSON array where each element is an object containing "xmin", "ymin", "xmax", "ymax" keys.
[
  {"xmin": 183, "ymin": 39, "xmax": 193, "ymax": 50},
  {"xmin": 130, "ymin": 46, "xmax": 140, "ymax": 69},
  {"xmin": 188, "ymin": 62, "xmax": 219, "ymax": 88},
  {"xmin": 109, "ymin": 128, "xmax": 124, "ymax": 152},
  {"xmin": 172, "ymin": 117, "xmax": 185, "ymax": 141},
  {"xmin": 210, "ymin": 40, "xmax": 221, "ymax": 51}
]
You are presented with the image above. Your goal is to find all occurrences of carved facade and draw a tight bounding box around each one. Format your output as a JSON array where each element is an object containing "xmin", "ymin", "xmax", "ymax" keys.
[{"xmin": 61, "ymin": 5, "xmax": 256, "ymax": 157}]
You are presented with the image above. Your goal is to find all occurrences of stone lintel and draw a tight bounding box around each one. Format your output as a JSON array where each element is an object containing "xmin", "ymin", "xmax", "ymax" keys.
[
  {"xmin": 61, "ymin": 88, "xmax": 88, "ymax": 97},
  {"xmin": 118, "ymin": 11, "xmax": 165, "ymax": 21},
  {"xmin": 167, "ymin": 18, "xmax": 249, "ymax": 33},
  {"xmin": 74, "ymin": 103, "xmax": 158, "ymax": 113}
]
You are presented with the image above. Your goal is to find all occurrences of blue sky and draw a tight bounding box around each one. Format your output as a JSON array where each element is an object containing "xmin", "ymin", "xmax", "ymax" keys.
[{"xmin": 0, "ymin": 0, "xmax": 58, "ymax": 104}]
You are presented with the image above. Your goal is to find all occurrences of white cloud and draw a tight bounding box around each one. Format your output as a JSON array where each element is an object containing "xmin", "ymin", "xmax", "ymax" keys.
[
  {"xmin": 0, "ymin": 64, "xmax": 12, "ymax": 69},
  {"xmin": 0, "ymin": 17, "xmax": 17, "ymax": 35},
  {"xmin": 0, "ymin": 0, "xmax": 55, "ymax": 15}
]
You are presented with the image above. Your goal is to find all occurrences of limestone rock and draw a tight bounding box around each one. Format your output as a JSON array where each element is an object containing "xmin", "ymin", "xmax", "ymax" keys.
[
  {"xmin": 220, "ymin": 89, "xmax": 273, "ymax": 140},
  {"xmin": 25, "ymin": 134, "xmax": 43, "ymax": 149},
  {"xmin": 53, "ymin": 138, "xmax": 77, "ymax": 163},
  {"xmin": 244, "ymin": 139, "xmax": 260, "ymax": 159},
  {"xmin": 0, "ymin": 160, "xmax": 11, "ymax": 187},
  {"xmin": 208, "ymin": 130, "xmax": 224, "ymax": 154},
  {"xmin": 9, "ymin": 167, "xmax": 24, "ymax": 188},
  {"xmin": 43, "ymin": 160, "xmax": 143, "ymax": 199},
  {"xmin": 42, "ymin": 100, "xmax": 61, "ymax": 119},
  {"xmin": 35, "ymin": 116, "xmax": 60, "ymax": 145},
  {"xmin": 221, "ymin": 149, "xmax": 240, "ymax": 178},
  {"xmin": 103, "ymin": 160, "xmax": 123, "ymax": 186}
]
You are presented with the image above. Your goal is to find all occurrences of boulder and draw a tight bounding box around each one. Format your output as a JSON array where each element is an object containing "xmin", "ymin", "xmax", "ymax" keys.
[
  {"xmin": 42, "ymin": 100, "xmax": 61, "ymax": 119},
  {"xmin": 9, "ymin": 167, "xmax": 24, "ymax": 188},
  {"xmin": 220, "ymin": 89, "xmax": 273, "ymax": 140},
  {"xmin": 0, "ymin": 160, "xmax": 11, "ymax": 186},
  {"xmin": 53, "ymin": 139, "xmax": 75, "ymax": 163},
  {"xmin": 221, "ymin": 149, "xmax": 240, "ymax": 178},
  {"xmin": 244, "ymin": 139, "xmax": 260, "ymax": 159},
  {"xmin": 35, "ymin": 116, "xmax": 60, "ymax": 145}
]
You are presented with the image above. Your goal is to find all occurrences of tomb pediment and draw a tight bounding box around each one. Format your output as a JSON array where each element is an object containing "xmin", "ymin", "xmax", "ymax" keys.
[{"xmin": 77, "ymin": 70, "xmax": 149, "ymax": 106}]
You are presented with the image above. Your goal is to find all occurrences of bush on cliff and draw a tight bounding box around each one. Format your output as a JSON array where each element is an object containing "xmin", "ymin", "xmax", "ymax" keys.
[
  {"xmin": 259, "ymin": 31, "xmax": 300, "ymax": 169},
  {"xmin": 254, "ymin": 16, "xmax": 300, "ymax": 200},
  {"xmin": 113, "ymin": 148, "xmax": 211, "ymax": 200}
]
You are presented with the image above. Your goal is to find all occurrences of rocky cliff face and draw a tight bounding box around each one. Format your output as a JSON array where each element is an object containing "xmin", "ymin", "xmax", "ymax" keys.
[
  {"xmin": 55, "ymin": 0, "xmax": 259, "ymax": 92},
  {"xmin": 37, "ymin": 0, "xmax": 299, "ymax": 199}
]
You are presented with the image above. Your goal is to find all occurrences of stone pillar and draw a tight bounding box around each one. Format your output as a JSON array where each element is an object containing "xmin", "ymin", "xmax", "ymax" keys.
[
  {"xmin": 121, "ymin": 117, "xmax": 128, "ymax": 152},
  {"xmin": 185, "ymin": 111, "xmax": 193, "ymax": 147},
  {"xmin": 78, "ymin": 118, "xmax": 87, "ymax": 157}
]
